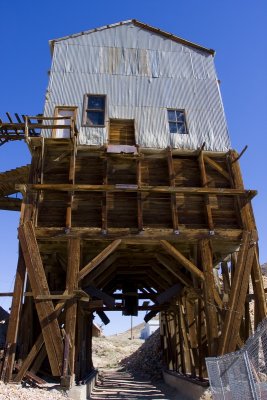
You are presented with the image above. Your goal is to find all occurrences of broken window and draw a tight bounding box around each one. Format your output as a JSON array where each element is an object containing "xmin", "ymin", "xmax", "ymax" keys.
[
  {"xmin": 167, "ymin": 109, "xmax": 188, "ymax": 134},
  {"xmin": 83, "ymin": 95, "xmax": 106, "ymax": 126}
]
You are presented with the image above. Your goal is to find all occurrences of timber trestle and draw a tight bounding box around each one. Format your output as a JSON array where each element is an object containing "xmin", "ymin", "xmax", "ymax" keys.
[{"xmin": 0, "ymin": 134, "xmax": 266, "ymax": 388}]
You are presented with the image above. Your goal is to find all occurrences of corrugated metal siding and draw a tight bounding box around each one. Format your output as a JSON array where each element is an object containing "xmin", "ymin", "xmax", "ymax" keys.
[{"xmin": 43, "ymin": 22, "xmax": 231, "ymax": 151}]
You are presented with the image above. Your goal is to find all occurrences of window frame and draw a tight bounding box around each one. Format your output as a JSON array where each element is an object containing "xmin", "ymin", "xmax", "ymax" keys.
[
  {"xmin": 82, "ymin": 94, "xmax": 106, "ymax": 127},
  {"xmin": 167, "ymin": 108, "xmax": 188, "ymax": 135}
]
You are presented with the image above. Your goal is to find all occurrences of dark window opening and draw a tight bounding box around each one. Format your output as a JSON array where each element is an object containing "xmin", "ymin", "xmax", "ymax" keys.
[
  {"xmin": 167, "ymin": 109, "xmax": 188, "ymax": 134},
  {"xmin": 83, "ymin": 95, "xmax": 106, "ymax": 127}
]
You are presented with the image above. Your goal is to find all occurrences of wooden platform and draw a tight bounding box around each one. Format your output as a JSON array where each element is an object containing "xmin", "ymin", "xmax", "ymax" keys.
[{"xmin": 1, "ymin": 136, "xmax": 266, "ymax": 388}]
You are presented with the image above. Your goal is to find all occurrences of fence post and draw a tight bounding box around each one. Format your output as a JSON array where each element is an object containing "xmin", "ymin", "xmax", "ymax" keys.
[{"xmin": 244, "ymin": 351, "xmax": 258, "ymax": 400}]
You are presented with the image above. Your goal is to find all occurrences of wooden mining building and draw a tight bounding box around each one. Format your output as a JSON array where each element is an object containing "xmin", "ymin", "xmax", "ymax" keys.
[{"xmin": 0, "ymin": 20, "xmax": 266, "ymax": 388}]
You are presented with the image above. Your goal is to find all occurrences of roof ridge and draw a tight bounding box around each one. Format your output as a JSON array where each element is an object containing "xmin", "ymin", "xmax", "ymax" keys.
[{"xmin": 49, "ymin": 19, "xmax": 215, "ymax": 56}]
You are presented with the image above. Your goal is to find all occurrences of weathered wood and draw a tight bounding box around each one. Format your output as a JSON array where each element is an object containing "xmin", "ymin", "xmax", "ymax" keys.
[
  {"xmin": 198, "ymin": 151, "xmax": 214, "ymax": 231},
  {"xmin": 218, "ymin": 231, "xmax": 255, "ymax": 354},
  {"xmin": 78, "ymin": 239, "xmax": 121, "ymax": 281},
  {"xmin": 65, "ymin": 238, "xmax": 80, "ymax": 378},
  {"xmin": 251, "ymin": 246, "xmax": 267, "ymax": 322},
  {"xmin": 160, "ymin": 240, "xmax": 204, "ymax": 281},
  {"xmin": 199, "ymin": 239, "xmax": 219, "ymax": 355},
  {"xmin": 14, "ymin": 334, "xmax": 44, "ymax": 382},
  {"xmin": 156, "ymin": 254, "xmax": 193, "ymax": 287},
  {"xmin": 14, "ymin": 296, "xmax": 66, "ymax": 382},
  {"xmin": 16, "ymin": 183, "xmax": 257, "ymax": 197},
  {"xmin": 167, "ymin": 148, "xmax": 179, "ymax": 231},
  {"xmin": 3, "ymin": 248, "xmax": 26, "ymax": 382},
  {"xmin": 203, "ymin": 155, "xmax": 230, "ymax": 180},
  {"xmin": 18, "ymin": 221, "xmax": 63, "ymax": 376}
]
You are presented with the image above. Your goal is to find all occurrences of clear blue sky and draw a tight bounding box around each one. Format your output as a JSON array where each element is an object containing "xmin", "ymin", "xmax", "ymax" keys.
[{"xmin": 0, "ymin": 0, "xmax": 266, "ymax": 335}]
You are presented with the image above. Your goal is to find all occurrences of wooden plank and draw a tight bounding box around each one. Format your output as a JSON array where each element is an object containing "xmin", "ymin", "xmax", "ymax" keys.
[
  {"xmin": 198, "ymin": 151, "xmax": 214, "ymax": 231},
  {"xmin": 160, "ymin": 240, "xmax": 204, "ymax": 281},
  {"xmin": 218, "ymin": 231, "xmax": 255, "ymax": 354},
  {"xmin": 199, "ymin": 239, "xmax": 219, "ymax": 355},
  {"xmin": 167, "ymin": 149, "xmax": 179, "ymax": 231},
  {"xmin": 78, "ymin": 239, "xmax": 121, "ymax": 281},
  {"xmin": 65, "ymin": 238, "xmax": 80, "ymax": 377},
  {"xmin": 203, "ymin": 155, "xmax": 230, "ymax": 180},
  {"xmin": 102, "ymin": 157, "xmax": 108, "ymax": 232},
  {"xmin": 156, "ymin": 254, "xmax": 193, "ymax": 287},
  {"xmin": 18, "ymin": 221, "xmax": 63, "ymax": 376},
  {"xmin": 16, "ymin": 183, "xmax": 257, "ymax": 197},
  {"xmin": 14, "ymin": 334, "xmax": 44, "ymax": 382},
  {"xmin": 137, "ymin": 158, "xmax": 143, "ymax": 231},
  {"xmin": 3, "ymin": 248, "xmax": 26, "ymax": 382},
  {"xmin": 251, "ymin": 246, "xmax": 267, "ymax": 322},
  {"xmin": 14, "ymin": 295, "xmax": 66, "ymax": 382}
]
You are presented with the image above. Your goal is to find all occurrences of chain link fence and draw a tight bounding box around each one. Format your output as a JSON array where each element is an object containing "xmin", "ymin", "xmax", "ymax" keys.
[{"xmin": 206, "ymin": 318, "xmax": 267, "ymax": 399}]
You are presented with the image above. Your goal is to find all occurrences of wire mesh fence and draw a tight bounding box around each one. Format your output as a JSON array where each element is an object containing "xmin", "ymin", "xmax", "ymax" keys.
[{"xmin": 206, "ymin": 318, "xmax": 267, "ymax": 399}]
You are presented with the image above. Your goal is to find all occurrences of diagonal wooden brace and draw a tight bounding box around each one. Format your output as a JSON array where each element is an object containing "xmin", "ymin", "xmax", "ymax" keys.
[{"xmin": 18, "ymin": 221, "xmax": 63, "ymax": 376}]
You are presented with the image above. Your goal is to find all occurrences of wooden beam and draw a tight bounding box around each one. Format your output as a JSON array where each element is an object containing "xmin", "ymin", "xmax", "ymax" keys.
[
  {"xmin": 251, "ymin": 246, "xmax": 267, "ymax": 323},
  {"xmin": 199, "ymin": 239, "xmax": 219, "ymax": 355},
  {"xmin": 167, "ymin": 148, "xmax": 179, "ymax": 231},
  {"xmin": 3, "ymin": 248, "xmax": 26, "ymax": 382},
  {"xmin": 14, "ymin": 296, "xmax": 66, "ymax": 382},
  {"xmin": 137, "ymin": 158, "xmax": 143, "ymax": 231},
  {"xmin": 65, "ymin": 238, "xmax": 80, "ymax": 378},
  {"xmin": 18, "ymin": 221, "xmax": 63, "ymax": 376},
  {"xmin": 218, "ymin": 231, "xmax": 256, "ymax": 354},
  {"xmin": 198, "ymin": 151, "xmax": 214, "ymax": 231},
  {"xmin": 34, "ymin": 227, "xmax": 244, "ymax": 242},
  {"xmin": 16, "ymin": 183, "xmax": 257, "ymax": 198},
  {"xmin": 160, "ymin": 240, "xmax": 204, "ymax": 281},
  {"xmin": 78, "ymin": 239, "xmax": 121, "ymax": 281},
  {"xmin": 156, "ymin": 254, "xmax": 193, "ymax": 287},
  {"xmin": 203, "ymin": 155, "xmax": 230, "ymax": 180}
]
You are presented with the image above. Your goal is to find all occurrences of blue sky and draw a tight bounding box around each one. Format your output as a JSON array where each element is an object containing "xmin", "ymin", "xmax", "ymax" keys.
[{"xmin": 0, "ymin": 0, "xmax": 266, "ymax": 335}]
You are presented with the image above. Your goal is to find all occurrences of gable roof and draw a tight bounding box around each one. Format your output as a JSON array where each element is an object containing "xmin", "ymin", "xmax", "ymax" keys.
[{"xmin": 49, "ymin": 19, "xmax": 215, "ymax": 56}]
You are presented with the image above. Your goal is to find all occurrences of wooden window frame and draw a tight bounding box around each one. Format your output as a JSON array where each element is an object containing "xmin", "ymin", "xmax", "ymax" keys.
[
  {"xmin": 167, "ymin": 109, "xmax": 188, "ymax": 135},
  {"xmin": 52, "ymin": 106, "xmax": 78, "ymax": 138},
  {"xmin": 82, "ymin": 94, "xmax": 106, "ymax": 128}
]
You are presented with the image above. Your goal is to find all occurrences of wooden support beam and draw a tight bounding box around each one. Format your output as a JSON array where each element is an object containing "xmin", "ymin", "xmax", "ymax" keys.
[
  {"xmin": 102, "ymin": 157, "xmax": 108, "ymax": 233},
  {"xmin": 78, "ymin": 239, "xmax": 121, "ymax": 281},
  {"xmin": 160, "ymin": 241, "xmax": 204, "ymax": 281},
  {"xmin": 156, "ymin": 254, "xmax": 193, "ymax": 287},
  {"xmin": 198, "ymin": 151, "xmax": 214, "ymax": 231},
  {"xmin": 199, "ymin": 239, "xmax": 219, "ymax": 355},
  {"xmin": 251, "ymin": 246, "xmax": 267, "ymax": 323},
  {"xmin": 167, "ymin": 148, "xmax": 179, "ymax": 232},
  {"xmin": 203, "ymin": 155, "xmax": 230, "ymax": 180},
  {"xmin": 34, "ymin": 226, "xmax": 243, "ymax": 242},
  {"xmin": 82, "ymin": 254, "xmax": 117, "ymax": 286},
  {"xmin": 3, "ymin": 248, "xmax": 26, "ymax": 382},
  {"xmin": 14, "ymin": 295, "xmax": 66, "ymax": 382},
  {"xmin": 18, "ymin": 221, "xmax": 63, "ymax": 376},
  {"xmin": 16, "ymin": 183, "xmax": 257, "ymax": 198},
  {"xmin": 65, "ymin": 238, "xmax": 80, "ymax": 379},
  {"xmin": 137, "ymin": 158, "xmax": 143, "ymax": 231},
  {"xmin": 218, "ymin": 231, "xmax": 256, "ymax": 354}
]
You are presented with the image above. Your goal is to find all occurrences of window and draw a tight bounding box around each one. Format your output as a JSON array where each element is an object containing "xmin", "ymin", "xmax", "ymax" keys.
[
  {"xmin": 83, "ymin": 95, "xmax": 106, "ymax": 126},
  {"xmin": 167, "ymin": 109, "xmax": 188, "ymax": 134}
]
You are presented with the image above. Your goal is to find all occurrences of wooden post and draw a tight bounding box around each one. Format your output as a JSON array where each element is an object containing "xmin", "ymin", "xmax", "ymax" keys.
[
  {"xmin": 199, "ymin": 239, "xmax": 219, "ymax": 355},
  {"xmin": 167, "ymin": 148, "xmax": 179, "ymax": 232},
  {"xmin": 198, "ymin": 151, "xmax": 214, "ymax": 232},
  {"xmin": 18, "ymin": 221, "xmax": 63, "ymax": 376},
  {"xmin": 65, "ymin": 238, "xmax": 80, "ymax": 383},
  {"xmin": 3, "ymin": 247, "xmax": 26, "ymax": 382},
  {"xmin": 218, "ymin": 231, "xmax": 256, "ymax": 354}
]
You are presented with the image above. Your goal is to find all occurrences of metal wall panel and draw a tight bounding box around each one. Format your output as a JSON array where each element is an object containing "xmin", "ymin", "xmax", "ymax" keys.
[{"xmin": 44, "ymin": 22, "xmax": 231, "ymax": 151}]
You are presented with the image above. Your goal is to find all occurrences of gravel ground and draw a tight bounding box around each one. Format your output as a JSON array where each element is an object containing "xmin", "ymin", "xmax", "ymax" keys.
[{"xmin": 0, "ymin": 381, "xmax": 67, "ymax": 400}]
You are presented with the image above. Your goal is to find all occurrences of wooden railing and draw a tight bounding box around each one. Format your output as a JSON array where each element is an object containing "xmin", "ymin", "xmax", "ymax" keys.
[{"xmin": 0, "ymin": 115, "xmax": 78, "ymax": 145}]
